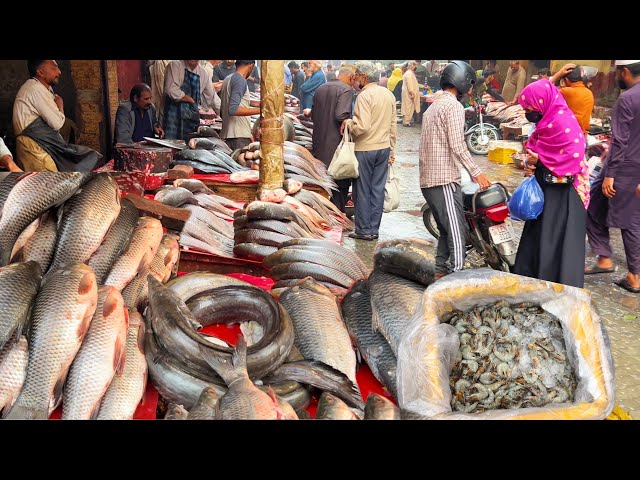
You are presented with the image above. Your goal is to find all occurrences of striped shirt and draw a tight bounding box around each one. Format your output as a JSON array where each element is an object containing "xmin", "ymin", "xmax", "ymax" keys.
[{"xmin": 419, "ymin": 91, "xmax": 483, "ymax": 188}]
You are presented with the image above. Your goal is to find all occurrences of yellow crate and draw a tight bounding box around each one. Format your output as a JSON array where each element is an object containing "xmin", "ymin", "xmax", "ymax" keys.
[{"xmin": 488, "ymin": 147, "xmax": 519, "ymax": 164}]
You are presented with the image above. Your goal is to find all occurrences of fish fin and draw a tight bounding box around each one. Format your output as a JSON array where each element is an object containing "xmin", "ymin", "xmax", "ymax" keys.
[
  {"xmin": 198, "ymin": 339, "xmax": 245, "ymax": 386},
  {"xmin": 114, "ymin": 330, "xmax": 127, "ymax": 376},
  {"xmin": 267, "ymin": 387, "xmax": 285, "ymax": 420},
  {"xmin": 232, "ymin": 335, "xmax": 248, "ymax": 371},
  {"xmin": 140, "ymin": 371, "xmax": 148, "ymax": 406},
  {"xmin": 102, "ymin": 287, "xmax": 121, "ymax": 317},
  {"xmin": 52, "ymin": 373, "xmax": 67, "ymax": 414},
  {"xmin": 137, "ymin": 321, "xmax": 146, "ymax": 354},
  {"xmin": 89, "ymin": 402, "xmax": 102, "ymax": 420},
  {"xmin": 4, "ymin": 404, "xmax": 49, "ymax": 420}
]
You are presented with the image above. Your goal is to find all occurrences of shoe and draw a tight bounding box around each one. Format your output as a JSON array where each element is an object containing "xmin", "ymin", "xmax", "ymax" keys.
[
  {"xmin": 615, "ymin": 278, "xmax": 640, "ymax": 293},
  {"xmin": 584, "ymin": 264, "xmax": 616, "ymax": 275},
  {"xmin": 348, "ymin": 232, "xmax": 377, "ymax": 241}
]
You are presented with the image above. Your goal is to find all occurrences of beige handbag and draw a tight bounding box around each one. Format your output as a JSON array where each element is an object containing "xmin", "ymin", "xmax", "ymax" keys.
[
  {"xmin": 328, "ymin": 125, "xmax": 359, "ymax": 180},
  {"xmin": 384, "ymin": 163, "xmax": 400, "ymax": 212}
]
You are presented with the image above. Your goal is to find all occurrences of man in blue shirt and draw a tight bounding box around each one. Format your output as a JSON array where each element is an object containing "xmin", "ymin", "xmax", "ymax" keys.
[
  {"xmin": 300, "ymin": 60, "xmax": 327, "ymax": 110},
  {"xmin": 114, "ymin": 83, "xmax": 164, "ymax": 144}
]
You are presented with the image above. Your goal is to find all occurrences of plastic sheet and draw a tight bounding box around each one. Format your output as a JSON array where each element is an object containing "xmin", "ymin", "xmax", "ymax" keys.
[
  {"xmin": 397, "ymin": 269, "xmax": 615, "ymax": 420},
  {"xmin": 508, "ymin": 175, "xmax": 544, "ymax": 221}
]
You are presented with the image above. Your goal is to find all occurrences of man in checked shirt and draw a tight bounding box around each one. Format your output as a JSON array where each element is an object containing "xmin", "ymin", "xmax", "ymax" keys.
[{"xmin": 420, "ymin": 60, "xmax": 491, "ymax": 279}]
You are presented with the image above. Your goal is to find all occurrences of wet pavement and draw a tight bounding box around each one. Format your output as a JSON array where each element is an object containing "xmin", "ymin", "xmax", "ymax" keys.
[{"xmin": 342, "ymin": 122, "xmax": 639, "ymax": 415}]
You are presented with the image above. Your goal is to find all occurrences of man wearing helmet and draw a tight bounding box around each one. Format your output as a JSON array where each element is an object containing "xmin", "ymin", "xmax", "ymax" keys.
[{"xmin": 419, "ymin": 60, "xmax": 491, "ymax": 279}]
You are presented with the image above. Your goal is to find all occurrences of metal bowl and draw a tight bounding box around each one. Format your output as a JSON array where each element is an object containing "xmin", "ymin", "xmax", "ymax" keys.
[{"xmin": 512, "ymin": 152, "xmax": 527, "ymax": 169}]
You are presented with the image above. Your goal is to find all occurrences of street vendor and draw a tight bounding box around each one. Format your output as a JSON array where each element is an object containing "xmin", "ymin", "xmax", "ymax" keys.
[
  {"xmin": 501, "ymin": 61, "xmax": 527, "ymax": 105},
  {"xmin": 12, "ymin": 60, "xmax": 102, "ymax": 172},
  {"xmin": 163, "ymin": 60, "xmax": 220, "ymax": 141},
  {"xmin": 220, "ymin": 60, "xmax": 261, "ymax": 151},
  {"xmin": 114, "ymin": 83, "xmax": 164, "ymax": 144}
]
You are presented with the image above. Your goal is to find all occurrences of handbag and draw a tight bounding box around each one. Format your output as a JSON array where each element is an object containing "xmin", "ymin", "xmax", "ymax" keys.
[
  {"xmin": 328, "ymin": 125, "xmax": 359, "ymax": 180},
  {"xmin": 384, "ymin": 163, "xmax": 400, "ymax": 212}
]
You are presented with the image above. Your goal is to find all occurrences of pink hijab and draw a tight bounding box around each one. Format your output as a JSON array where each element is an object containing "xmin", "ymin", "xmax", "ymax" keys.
[{"xmin": 518, "ymin": 79, "xmax": 590, "ymax": 208}]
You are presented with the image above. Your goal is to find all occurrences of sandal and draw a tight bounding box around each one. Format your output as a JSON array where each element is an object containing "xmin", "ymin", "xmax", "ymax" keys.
[
  {"xmin": 615, "ymin": 278, "xmax": 640, "ymax": 293},
  {"xmin": 584, "ymin": 264, "xmax": 616, "ymax": 275}
]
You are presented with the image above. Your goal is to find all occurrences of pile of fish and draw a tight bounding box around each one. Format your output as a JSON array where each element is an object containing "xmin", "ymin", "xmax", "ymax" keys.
[
  {"xmin": 144, "ymin": 272, "xmax": 378, "ymax": 419},
  {"xmin": 284, "ymin": 94, "xmax": 300, "ymax": 114},
  {"xmin": 196, "ymin": 125, "xmax": 222, "ymax": 138},
  {"xmin": 446, "ymin": 301, "xmax": 577, "ymax": 414},
  {"xmin": 266, "ymin": 238, "xmax": 369, "ymax": 297},
  {"xmin": 230, "ymin": 141, "xmax": 337, "ymax": 195},
  {"xmin": 198, "ymin": 107, "xmax": 222, "ymax": 129},
  {"xmin": 340, "ymin": 239, "xmax": 436, "ymax": 400},
  {"xmin": 153, "ymin": 178, "xmax": 238, "ymax": 258},
  {"xmin": 0, "ymin": 172, "xmax": 183, "ymax": 419},
  {"xmin": 187, "ymin": 136, "xmax": 232, "ymax": 155},
  {"xmin": 172, "ymin": 148, "xmax": 245, "ymax": 175},
  {"xmin": 232, "ymin": 191, "xmax": 353, "ymax": 263}
]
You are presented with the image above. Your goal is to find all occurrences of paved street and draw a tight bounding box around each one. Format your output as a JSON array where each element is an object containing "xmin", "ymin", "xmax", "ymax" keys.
[{"xmin": 343, "ymin": 122, "xmax": 639, "ymax": 415}]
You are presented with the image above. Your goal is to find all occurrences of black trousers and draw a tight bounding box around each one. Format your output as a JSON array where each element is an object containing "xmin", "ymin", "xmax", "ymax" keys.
[{"xmin": 331, "ymin": 178, "xmax": 352, "ymax": 213}]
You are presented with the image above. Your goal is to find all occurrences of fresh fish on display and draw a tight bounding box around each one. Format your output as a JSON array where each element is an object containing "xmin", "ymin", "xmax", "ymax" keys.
[
  {"xmin": 96, "ymin": 310, "xmax": 147, "ymax": 420},
  {"xmin": 15, "ymin": 210, "xmax": 58, "ymax": 272},
  {"xmin": 186, "ymin": 386, "xmax": 220, "ymax": 420},
  {"xmin": 316, "ymin": 392, "xmax": 360, "ymax": 420},
  {"xmin": 0, "ymin": 336, "xmax": 29, "ymax": 414},
  {"xmin": 154, "ymin": 186, "xmax": 198, "ymax": 207},
  {"xmin": 232, "ymin": 243, "xmax": 278, "ymax": 262},
  {"xmin": 4, "ymin": 262, "xmax": 98, "ymax": 420},
  {"xmin": 49, "ymin": 174, "xmax": 121, "ymax": 271},
  {"xmin": 373, "ymin": 238, "xmax": 436, "ymax": 287},
  {"xmin": 364, "ymin": 393, "xmax": 400, "ymax": 420},
  {"xmin": 87, "ymin": 198, "xmax": 140, "ymax": 284},
  {"xmin": 0, "ymin": 172, "xmax": 92, "ymax": 266},
  {"xmin": 164, "ymin": 403, "xmax": 189, "ymax": 419}
]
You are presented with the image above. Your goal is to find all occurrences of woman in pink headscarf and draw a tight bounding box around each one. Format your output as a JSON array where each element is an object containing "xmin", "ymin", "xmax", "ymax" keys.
[{"xmin": 512, "ymin": 78, "xmax": 590, "ymax": 288}]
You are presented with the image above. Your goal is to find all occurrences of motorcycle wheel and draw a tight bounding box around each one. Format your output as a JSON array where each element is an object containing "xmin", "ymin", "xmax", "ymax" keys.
[
  {"xmin": 422, "ymin": 208, "xmax": 440, "ymax": 239},
  {"xmin": 466, "ymin": 128, "xmax": 501, "ymax": 155}
]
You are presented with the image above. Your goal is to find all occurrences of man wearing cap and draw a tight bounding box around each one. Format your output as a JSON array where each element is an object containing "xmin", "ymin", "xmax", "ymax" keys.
[
  {"xmin": 340, "ymin": 61, "xmax": 397, "ymax": 241},
  {"xmin": 551, "ymin": 63, "xmax": 594, "ymax": 134},
  {"xmin": 585, "ymin": 60, "xmax": 640, "ymax": 294}
]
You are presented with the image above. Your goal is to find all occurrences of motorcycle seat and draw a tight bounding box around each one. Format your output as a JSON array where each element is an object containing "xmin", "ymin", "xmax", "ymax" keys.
[{"xmin": 463, "ymin": 184, "xmax": 508, "ymax": 210}]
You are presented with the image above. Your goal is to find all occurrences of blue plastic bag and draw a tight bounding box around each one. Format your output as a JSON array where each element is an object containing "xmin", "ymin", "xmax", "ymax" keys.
[{"xmin": 508, "ymin": 175, "xmax": 544, "ymax": 221}]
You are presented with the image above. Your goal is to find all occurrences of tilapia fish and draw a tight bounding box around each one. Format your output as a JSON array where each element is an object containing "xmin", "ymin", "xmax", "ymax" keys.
[
  {"xmin": 87, "ymin": 198, "xmax": 140, "ymax": 284},
  {"xmin": 373, "ymin": 238, "xmax": 436, "ymax": 287},
  {"xmin": 0, "ymin": 336, "xmax": 29, "ymax": 414},
  {"xmin": 0, "ymin": 261, "xmax": 42, "ymax": 351},
  {"xmin": 364, "ymin": 393, "xmax": 400, "ymax": 420},
  {"xmin": 96, "ymin": 310, "xmax": 148, "ymax": 420},
  {"xmin": 50, "ymin": 174, "xmax": 121, "ymax": 271},
  {"xmin": 4, "ymin": 262, "xmax": 98, "ymax": 420},
  {"xmin": 316, "ymin": 392, "xmax": 360, "ymax": 420},
  {"xmin": 104, "ymin": 216, "xmax": 163, "ymax": 291},
  {"xmin": 368, "ymin": 270, "xmax": 426, "ymax": 356},
  {"xmin": 18, "ymin": 210, "xmax": 58, "ymax": 272},
  {"xmin": 342, "ymin": 280, "xmax": 398, "ymax": 399},
  {"xmin": 279, "ymin": 278, "xmax": 358, "ymax": 385},
  {"xmin": 0, "ymin": 172, "xmax": 91, "ymax": 266},
  {"xmin": 186, "ymin": 387, "xmax": 220, "ymax": 420},
  {"xmin": 62, "ymin": 286, "xmax": 128, "ymax": 420},
  {"xmin": 199, "ymin": 336, "xmax": 283, "ymax": 420}
]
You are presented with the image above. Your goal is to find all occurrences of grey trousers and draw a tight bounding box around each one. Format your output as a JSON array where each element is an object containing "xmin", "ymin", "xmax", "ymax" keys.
[
  {"xmin": 353, "ymin": 148, "xmax": 389, "ymax": 235},
  {"xmin": 421, "ymin": 183, "xmax": 468, "ymax": 274}
]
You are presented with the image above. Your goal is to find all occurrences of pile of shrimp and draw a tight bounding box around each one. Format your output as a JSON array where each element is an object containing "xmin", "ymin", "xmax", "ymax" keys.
[{"xmin": 445, "ymin": 300, "xmax": 577, "ymax": 414}]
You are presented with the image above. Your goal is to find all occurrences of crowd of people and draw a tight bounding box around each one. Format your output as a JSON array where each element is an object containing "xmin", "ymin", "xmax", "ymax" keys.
[{"xmin": 1, "ymin": 58, "xmax": 638, "ymax": 296}]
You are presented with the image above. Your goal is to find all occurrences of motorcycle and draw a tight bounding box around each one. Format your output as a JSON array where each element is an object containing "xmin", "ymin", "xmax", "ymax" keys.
[
  {"xmin": 421, "ymin": 169, "xmax": 516, "ymax": 272},
  {"xmin": 464, "ymin": 97, "xmax": 502, "ymax": 155}
]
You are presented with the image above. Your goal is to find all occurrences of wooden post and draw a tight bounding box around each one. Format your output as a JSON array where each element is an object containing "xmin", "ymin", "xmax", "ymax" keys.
[{"xmin": 258, "ymin": 60, "xmax": 285, "ymax": 196}]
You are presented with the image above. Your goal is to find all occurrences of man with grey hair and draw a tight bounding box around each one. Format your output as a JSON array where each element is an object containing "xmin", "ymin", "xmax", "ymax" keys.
[
  {"xmin": 300, "ymin": 60, "xmax": 327, "ymax": 110},
  {"xmin": 311, "ymin": 64, "xmax": 357, "ymax": 212},
  {"xmin": 340, "ymin": 60, "xmax": 397, "ymax": 241}
]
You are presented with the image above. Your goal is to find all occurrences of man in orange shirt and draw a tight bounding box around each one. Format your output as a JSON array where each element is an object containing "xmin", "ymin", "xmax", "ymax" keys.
[{"xmin": 551, "ymin": 63, "xmax": 595, "ymax": 133}]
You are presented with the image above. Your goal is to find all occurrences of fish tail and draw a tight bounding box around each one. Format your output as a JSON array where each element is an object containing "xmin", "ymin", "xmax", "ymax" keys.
[
  {"xmin": 199, "ymin": 335, "xmax": 248, "ymax": 386},
  {"xmin": 4, "ymin": 403, "xmax": 49, "ymax": 420}
]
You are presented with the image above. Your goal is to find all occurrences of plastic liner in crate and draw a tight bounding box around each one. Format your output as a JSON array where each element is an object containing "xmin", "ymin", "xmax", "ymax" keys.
[{"xmin": 397, "ymin": 269, "xmax": 615, "ymax": 420}]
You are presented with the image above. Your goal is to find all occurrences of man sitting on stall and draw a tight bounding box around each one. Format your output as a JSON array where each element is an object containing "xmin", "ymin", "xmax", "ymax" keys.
[
  {"xmin": 114, "ymin": 83, "xmax": 164, "ymax": 144},
  {"xmin": 12, "ymin": 59, "xmax": 102, "ymax": 171},
  {"xmin": 220, "ymin": 60, "xmax": 261, "ymax": 151}
]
